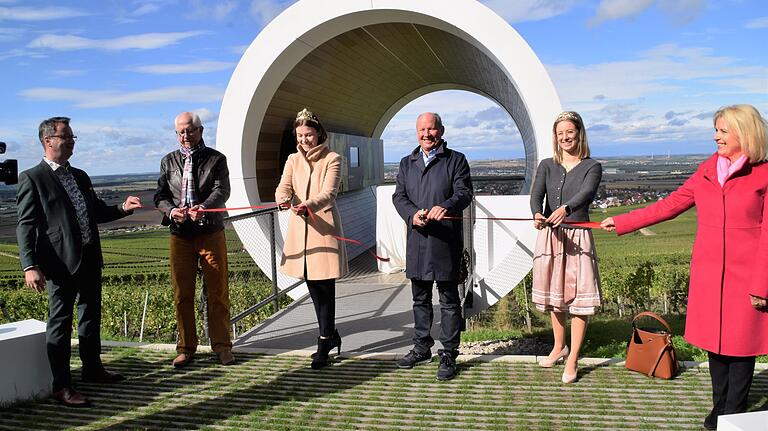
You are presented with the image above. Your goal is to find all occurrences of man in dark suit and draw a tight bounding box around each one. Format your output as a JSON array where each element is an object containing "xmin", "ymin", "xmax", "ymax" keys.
[
  {"xmin": 392, "ymin": 112, "xmax": 473, "ymax": 381},
  {"xmin": 16, "ymin": 117, "xmax": 142, "ymax": 407}
]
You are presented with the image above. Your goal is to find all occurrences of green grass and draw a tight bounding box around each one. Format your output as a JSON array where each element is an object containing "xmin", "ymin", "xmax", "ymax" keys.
[
  {"xmin": 466, "ymin": 311, "xmax": 768, "ymax": 362},
  {"xmin": 461, "ymin": 328, "xmax": 525, "ymax": 342},
  {"xmin": 0, "ymin": 227, "xmax": 254, "ymax": 281},
  {"xmin": 591, "ymin": 204, "xmax": 697, "ymax": 269}
]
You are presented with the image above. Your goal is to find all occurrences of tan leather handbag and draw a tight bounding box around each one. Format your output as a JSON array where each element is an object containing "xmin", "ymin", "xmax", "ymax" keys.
[{"xmin": 625, "ymin": 311, "xmax": 680, "ymax": 379}]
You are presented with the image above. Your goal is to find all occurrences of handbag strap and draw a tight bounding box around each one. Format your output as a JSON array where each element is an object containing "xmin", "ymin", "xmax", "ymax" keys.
[
  {"xmin": 632, "ymin": 311, "xmax": 673, "ymax": 333},
  {"xmin": 646, "ymin": 336, "xmax": 674, "ymax": 377}
]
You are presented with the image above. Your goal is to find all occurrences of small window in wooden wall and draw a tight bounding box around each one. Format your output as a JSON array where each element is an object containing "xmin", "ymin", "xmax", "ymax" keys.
[{"xmin": 349, "ymin": 146, "xmax": 359, "ymax": 168}]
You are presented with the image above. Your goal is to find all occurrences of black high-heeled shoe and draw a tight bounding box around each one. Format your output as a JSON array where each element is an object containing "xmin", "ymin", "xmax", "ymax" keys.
[
  {"xmin": 311, "ymin": 329, "xmax": 341, "ymax": 359},
  {"xmin": 330, "ymin": 329, "xmax": 341, "ymax": 355},
  {"xmin": 311, "ymin": 336, "xmax": 334, "ymax": 370}
]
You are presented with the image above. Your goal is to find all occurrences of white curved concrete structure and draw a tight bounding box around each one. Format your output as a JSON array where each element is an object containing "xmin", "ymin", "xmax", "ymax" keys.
[{"xmin": 217, "ymin": 0, "xmax": 561, "ymax": 309}]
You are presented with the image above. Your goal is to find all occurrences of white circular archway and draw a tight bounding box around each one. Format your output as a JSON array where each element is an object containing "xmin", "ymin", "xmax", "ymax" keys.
[
  {"xmin": 217, "ymin": 0, "xmax": 561, "ymax": 209},
  {"xmin": 217, "ymin": 0, "xmax": 562, "ymax": 309}
]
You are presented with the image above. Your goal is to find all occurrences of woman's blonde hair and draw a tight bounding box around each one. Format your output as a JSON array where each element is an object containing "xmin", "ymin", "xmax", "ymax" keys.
[
  {"xmin": 713, "ymin": 104, "xmax": 768, "ymax": 163},
  {"xmin": 552, "ymin": 111, "xmax": 590, "ymax": 164}
]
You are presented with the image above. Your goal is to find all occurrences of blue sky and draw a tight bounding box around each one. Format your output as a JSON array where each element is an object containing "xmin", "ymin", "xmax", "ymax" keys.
[{"xmin": 0, "ymin": 0, "xmax": 766, "ymax": 175}]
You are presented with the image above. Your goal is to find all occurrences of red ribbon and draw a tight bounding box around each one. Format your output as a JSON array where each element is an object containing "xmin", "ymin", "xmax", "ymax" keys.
[
  {"xmin": 443, "ymin": 216, "xmax": 601, "ymax": 229},
  {"xmin": 197, "ymin": 204, "xmax": 279, "ymax": 212},
  {"xmin": 197, "ymin": 204, "xmax": 390, "ymax": 262},
  {"xmin": 184, "ymin": 205, "xmax": 602, "ymax": 263}
]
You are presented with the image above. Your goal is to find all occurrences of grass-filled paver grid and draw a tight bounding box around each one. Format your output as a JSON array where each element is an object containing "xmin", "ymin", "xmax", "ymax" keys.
[{"xmin": 2, "ymin": 347, "xmax": 766, "ymax": 430}]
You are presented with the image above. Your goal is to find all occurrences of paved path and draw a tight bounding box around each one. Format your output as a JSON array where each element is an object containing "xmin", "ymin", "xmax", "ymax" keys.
[
  {"xmin": 2, "ymin": 346, "xmax": 767, "ymax": 430},
  {"xmin": 235, "ymin": 253, "xmax": 457, "ymax": 353}
]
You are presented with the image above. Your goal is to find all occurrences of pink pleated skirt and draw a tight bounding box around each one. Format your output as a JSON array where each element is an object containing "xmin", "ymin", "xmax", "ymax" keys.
[{"xmin": 532, "ymin": 226, "xmax": 602, "ymax": 316}]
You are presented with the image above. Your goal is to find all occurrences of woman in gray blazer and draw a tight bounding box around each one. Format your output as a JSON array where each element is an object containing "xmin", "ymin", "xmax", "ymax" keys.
[{"xmin": 529, "ymin": 111, "xmax": 602, "ymax": 384}]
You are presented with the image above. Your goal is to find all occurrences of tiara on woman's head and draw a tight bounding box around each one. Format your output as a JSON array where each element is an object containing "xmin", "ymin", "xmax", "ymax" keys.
[
  {"xmin": 557, "ymin": 111, "xmax": 580, "ymax": 122},
  {"xmin": 296, "ymin": 108, "xmax": 317, "ymax": 122}
]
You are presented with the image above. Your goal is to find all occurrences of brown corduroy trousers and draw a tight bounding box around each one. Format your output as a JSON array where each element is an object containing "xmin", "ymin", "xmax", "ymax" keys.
[{"xmin": 170, "ymin": 229, "xmax": 231, "ymax": 354}]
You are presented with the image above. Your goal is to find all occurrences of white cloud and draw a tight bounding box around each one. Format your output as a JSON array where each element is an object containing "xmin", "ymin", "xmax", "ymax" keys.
[
  {"xmin": 230, "ymin": 44, "xmax": 248, "ymax": 55},
  {"xmin": 191, "ymin": 107, "xmax": 218, "ymax": 124},
  {"xmin": 480, "ymin": 0, "xmax": 580, "ymax": 23},
  {"xmin": 19, "ymin": 85, "xmax": 224, "ymax": 108},
  {"xmin": 589, "ymin": 0, "xmax": 655, "ymax": 26},
  {"xmin": 657, "ymin": 0, "xmax": 707, "ymax": 24},
  {"xmin": 49, "ymin": 69, "xmax": 86, "ymax": 77},
  {"xmin": 5, "ymin": 114, "xmax": 226, "ymax": 175},
  {"xmin": 547, "ymin": 43, "xmax": 766, "ymax": 103},
  {"xmin": 0, "ymin": 26, "xmax": 23, "ymax": 42},
  {"xmin": 380, "ymin": 91, "xmax": 524, "ymax": 161},
  {"xmin": 27, "ymin": 31, "xmax": 207, "ymax": 51},
  {"xmin": 131, "ymin": 3, "xmax": 162, "ymax": 17},
  {"xmin": 249, "ymin": 0, "xmax": 294, "ymax": 26},
  {"xmin": 707, "ymin": 76, "xmax": 768, "ymax": 95},
  {"xmin": 212, "ymin": 0, "xmax": 238, "ymax": 21},
  {"xmin": 0, "ymin": 47, "xmax": 46, "ymax": 61},
  {"xmin": 184, "ymin": 0, "xmax": 239, "ymax": 22},
  {"xmin": 113, "ymin": 1, "xmax": 167, "ymax": 23},
  {"xmin": 0, "ymin": 6, "xmax": 91, "ymax": 21},
  {"xmin": 589, "ymin": 0, "xmax": 706, "ymax": 26},
  {"xmin": 128, "ymin": 60, "xmax": 235, "ymax": 74},
  {"xmin": 746, "ymin": 16, "xmax": 768, "ymax": 29}
]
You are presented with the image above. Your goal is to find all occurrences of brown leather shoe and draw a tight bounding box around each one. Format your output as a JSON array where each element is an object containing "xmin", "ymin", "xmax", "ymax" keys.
[
  {"xmin": 172, "ymin": 353, "xmax": 194, "ymax": 368},
  {"xmin": 52, "ymin": 387, "xmax": 91, "ymax": 407},
  {"xmin": 218, "ymin": 350, "xmax": 235, "ymax": 366},
  {"xmin": 82, "ymin": 368, "xmax": 125, "ymax": 383}
]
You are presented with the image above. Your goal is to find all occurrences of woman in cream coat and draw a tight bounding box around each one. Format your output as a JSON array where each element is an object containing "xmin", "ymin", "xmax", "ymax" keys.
[{"xmin": 276, "ymin": 108, "xmax": 348, "ymax": 369}]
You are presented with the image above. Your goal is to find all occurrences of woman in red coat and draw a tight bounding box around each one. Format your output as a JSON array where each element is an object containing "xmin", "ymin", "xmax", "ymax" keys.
[{"xmin": 601, "ymin": 104, "xmax": 768, "ymax": 430}]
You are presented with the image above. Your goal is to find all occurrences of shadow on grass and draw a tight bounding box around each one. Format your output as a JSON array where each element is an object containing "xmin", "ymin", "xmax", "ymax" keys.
[
  {"xmin": 525, "ymin": 313, "xmax": 709, "ymax": 361},
  {"xmin": 92, "ymin": 352, "xmax": 395, "ymax": 430},
  {"xmin": 1, "ymin": 348, "xmax": 235, "ymax": 431},
  {"xmin": 748, "ymin": 368, "xmax": 768, "ymax": 412}
]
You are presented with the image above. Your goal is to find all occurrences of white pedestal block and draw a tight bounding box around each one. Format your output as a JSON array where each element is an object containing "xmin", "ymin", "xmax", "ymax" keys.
[
  {"xmin": 0, "ymin": 319, "xmax": 52, "ymax": 406},
  {"xmin": 718, "ymin": 411, "xmax": 768, "ymax": 430}
]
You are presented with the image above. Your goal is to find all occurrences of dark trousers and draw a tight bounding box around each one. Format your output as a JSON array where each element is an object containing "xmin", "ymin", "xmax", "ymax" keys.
[
  {"xmin": 411, "ymin": 279, "xmax": 462, "ymax": 353},
  {"xmin": 708, "ymin": 351, "xmax": 756, "ymax": 417},
  {"xmin": 307, "ymin": 278, "xmax": 336, "ymax": 337},
  {"xmin": 46, "ymin": 244, "xmax": 103, "ymax": 391}
]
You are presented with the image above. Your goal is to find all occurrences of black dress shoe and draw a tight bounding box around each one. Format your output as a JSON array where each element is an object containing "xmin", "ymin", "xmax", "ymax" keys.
[
  {"xmin": 396, "ymin": 349, "xmax": 432, "ymax": 369},
  {"xmin": 703, "ymin": 411, "xmax": 718, "ymax": 430},
  {"xmin": 53, "ymin": 387, "xmax": 91, "ymax": 407},
  {"xmin": 436, "ymin": 349, "xmax": 458, "ymax": 381},
  {"xmin": 81, "ymin": 368, "xmax": 125, "ymax": 383}
]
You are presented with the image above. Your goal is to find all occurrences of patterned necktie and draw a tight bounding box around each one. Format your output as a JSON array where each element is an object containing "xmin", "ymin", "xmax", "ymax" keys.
[{"xmin": 55, "ymin": 166, "xmax": 93, "ymax": 245}]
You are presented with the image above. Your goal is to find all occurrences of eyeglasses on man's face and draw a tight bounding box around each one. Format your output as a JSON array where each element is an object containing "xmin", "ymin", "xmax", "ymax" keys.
[
  {"xmin": 175, "ymin": 127, "xmax": 200, "ymax": 136},
  {"xmin": 47, "ymin": 135, "xmax": 77, "ymax": 142}
]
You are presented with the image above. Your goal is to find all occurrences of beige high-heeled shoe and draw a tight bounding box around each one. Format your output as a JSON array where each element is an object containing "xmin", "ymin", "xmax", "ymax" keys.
[
  {"xmin": 562, "ymin": 366, "xmax": 578, "ymax": 384},
  {"xmin": 538, "ymin": 346, "xmax": 569, "ymax": 368}
]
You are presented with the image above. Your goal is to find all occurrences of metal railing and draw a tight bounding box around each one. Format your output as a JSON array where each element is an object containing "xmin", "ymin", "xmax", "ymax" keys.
[
  {"xmin": 202, "ymin": 198, "xmax": 477, "ymax": 339},
  {"xmin": 221, "ymin": 207, "xmax": 303, "ymax": 339}
]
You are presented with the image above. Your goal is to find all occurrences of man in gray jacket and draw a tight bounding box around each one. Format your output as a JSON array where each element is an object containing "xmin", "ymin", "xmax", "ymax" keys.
[
  {"xmin": 392, "ymin": 112, "xmax": 473, "ymax": 380},
  {"xmin": 154, "ymin": 112, "xmax": 234, "ymax": 368}
]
